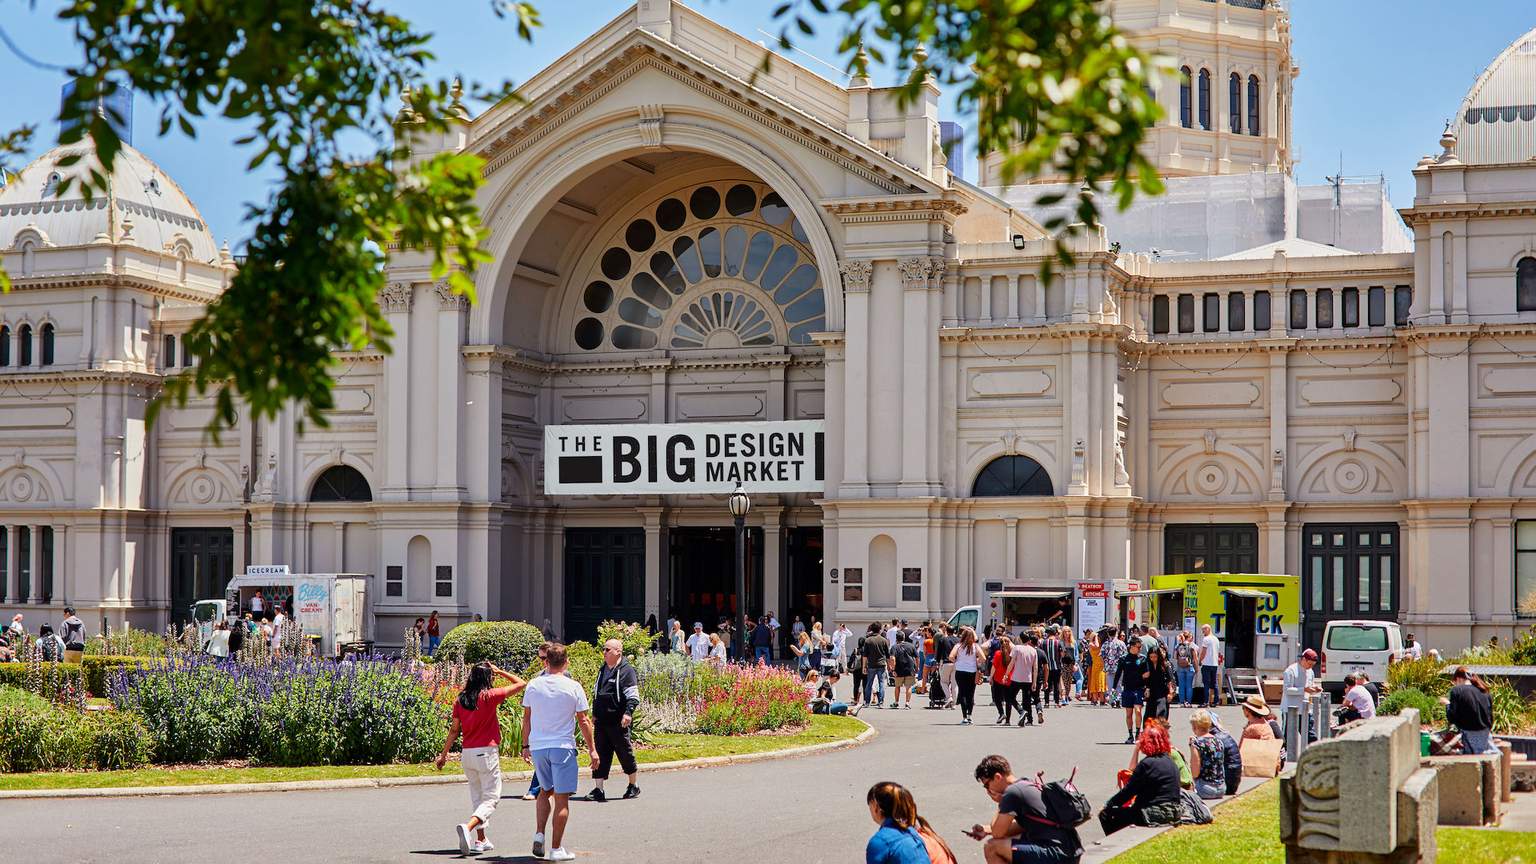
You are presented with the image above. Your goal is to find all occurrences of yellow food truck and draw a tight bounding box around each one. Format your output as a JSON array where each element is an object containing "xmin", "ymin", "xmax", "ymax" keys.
[{"xmin": 1118, "ymin": 573, "xmax": 1300, "ymax": 672}]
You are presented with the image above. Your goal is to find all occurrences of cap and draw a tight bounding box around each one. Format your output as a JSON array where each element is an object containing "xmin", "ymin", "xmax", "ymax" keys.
[
  {"xmin": 1301, "ymin": 648, "xmax": 1319, "ymax": 661},
  {"xmin": 693, "ymin": 622, "xmax": 703, "ymax": 629}
]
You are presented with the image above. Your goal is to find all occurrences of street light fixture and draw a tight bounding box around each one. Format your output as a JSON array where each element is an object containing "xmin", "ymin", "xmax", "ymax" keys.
[{"xmin": 728, "ymin": 483, "xmax": 751, "ymax": 662}]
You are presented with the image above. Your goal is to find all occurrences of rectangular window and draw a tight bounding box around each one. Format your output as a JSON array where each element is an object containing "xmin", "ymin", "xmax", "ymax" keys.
[
  {"xmin": 1228, "ymin": 292, "xmax": 1246, "ymax": 332},
  {"xmin": 1316, "ymin": 289, "xmax": 1334, "ymax": 329},
  {"xmin": 1309, "ymin": 557, "xmax": 1323, "ymax": 612},
  {"xmin": 1394, "ymin": 286, "xmax": 1412, "ymax": 326},
  {"xmin": 1177, "ymin": 294, "xmax": 1195, "ymax": 333},
  {"xmin": 0, "ymin": 526, "xmax": 6, "ymax": 603},
  {"xmin": 1289, "ymin": 290, "xmax": 1308, "ymax": 330},
  {"xmin": 901, "ymin": 567, "xmax": 922, "ymax": 602},
  {"xmin": 843, "ymin": 567, "xmax": 864, "ymax": 603},
  {"xmin": 1357, "ymin": 557, "xmax": 1371, "ymax": 606},
  {"xmin": 1342, "ymin": 288, "xmax": 1359, "ymax": 328},
  {"xmin": 434, "ymin": 565, "xmax": 453, "ymax": 598},
  {"xmin": 40, "ymin": 526, "xmax": 53, "ymax": 604},
  {"xmin": 1202, "ymin": 293, "xmax": 1220, "ymax": 332},
  {"xmin": 1331, "ymin": 558, "xmax": 1345, "ymax": 612},
  {"xmin": 1228, "ymin": 74, "xmax": 1241, "ymax": 134},
  {"xmin": 17, "ymin": 527, "xmax": 30, "ymax": 603},
  {"xmin": 1254, "ymin": 291, "xmax": 1272, "ymax": 331},
  {"xmin": 1518, "ymin": 521, "xmax": 1536, "ymax": 615},
  {"xmin": 1379, "ymin": 558, "xmax": 1393, "ymax": 612},
  {"xmin": 162, "ymin": 335, "xmax": 177, "ymax": 370},
  {"xmin": 386, "ymin": 565, "xmax": 403, "ymax": 597},
  {"xmin": 1152, "ymin": 296, "xmax": 1169, "ymax": 334},
  {"xmin": 1368, "ymin": 287, "xmax": 1386, "ymax": 327}
]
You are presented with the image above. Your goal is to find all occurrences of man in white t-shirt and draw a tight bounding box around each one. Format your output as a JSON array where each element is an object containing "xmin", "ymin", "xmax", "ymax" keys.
[
  {"xmin": 1405, "ymin": 634, "xmax": 1423, "ymax": 661},
  {"xmin": 1339, "ymin": 673, "xmax": 1376, "ymax": 723},
  {"xmin": 686, "ymin": 623, "xmax": 711, "ymax": 661},
  {"xmin": 249, "ymin": 590, "xmax": 266, "ymax": 619},
  {"xmin": 521, "ymin": 643, "xmax": 597, "ymax": 863},
  {"xmin": 1197, "ymin": 624, "xmax": 1222, "ymax": 707}
]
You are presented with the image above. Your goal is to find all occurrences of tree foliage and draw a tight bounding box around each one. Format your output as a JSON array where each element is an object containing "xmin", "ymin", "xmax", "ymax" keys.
[{"xmin": 0, "ymin": 0, "xmax": 1156, "ymax": 436}]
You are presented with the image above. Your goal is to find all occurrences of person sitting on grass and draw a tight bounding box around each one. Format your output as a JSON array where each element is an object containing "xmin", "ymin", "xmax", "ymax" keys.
[
  {"xmin": 809, "ymin": 671, "xmax": 850, "ymax": 715},
  {"xmin": 435, "ymin": 661, "xmax": 527, "ymax": 855},
  {"xmin": 967, "ymin": 754, "xmax": 1083, "ymax": 863},
  {"xmin": 1099, "ymin": 724, "xmax": 1182, "ymax": 836},
  {"xmin": 865, "ymin": 781, "xmax": 936, "ymax": 864}
]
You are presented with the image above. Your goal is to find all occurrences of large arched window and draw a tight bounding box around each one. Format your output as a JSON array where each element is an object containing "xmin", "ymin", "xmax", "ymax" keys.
[
  {"xmin": 39, "ymin": 323, "xmax": 54, "ymax": 366},
  {"xmin": 573, "ymin": 181, "xmax": 827, "ymax": 352},
  {"xmin": 1228, "ymin": 73, "xmax": 1241, "ymax": 133},
  {"xmin": 0, "ymin": 326, "xmax": 9, "ymax": 366},
  {"xmin": 16, "ymin": 324, "xmax": 31, "ymax": 366},
  {"xmin": 1519, "ymin": 257, "xmax": 1536, "ymax": 312},
  {"xmin": 309, "ymin": 465, "xmax": 373, "ymax": 502},
  {"xmin": 1179, "ymin": 66, "xmax": 1193, "ymax": 128},
  {"xmin": 1197, "ymin": 69, "xmax": 1211, "ymax": 130},
  {"xmin": 1247, "ymin": 75, "xmax": 1261, "ymax": 135},
  {"xmin": 972, "ymin": 455, "xmax": 1054, "ymax": 497}
]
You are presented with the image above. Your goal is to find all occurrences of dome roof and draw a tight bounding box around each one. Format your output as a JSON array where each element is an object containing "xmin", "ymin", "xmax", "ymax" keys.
[
  {"xmin": 0, "ymin": 139, "xmax": 219, "ymax": 261},
  {"xmin": 1452, "ymin": 27, "xmax": 1536, "ymax": 165}
]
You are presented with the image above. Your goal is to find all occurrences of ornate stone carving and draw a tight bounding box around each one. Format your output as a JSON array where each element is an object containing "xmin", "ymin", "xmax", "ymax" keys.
[
  {"xmin": 636, "ymin": 104, "xmax": 664, "ymax": 149},
  {"xmin": 253, "ymin": 452, "xmax": 278, "ymax": 502},
  {"xmin": 1071, "ymin": 438, "xmax": 1086, "ymax": 488},
  {"xmin": 897, "ymin": 256, "xmax": 945, "ymax": 291},
  {"xmin": 838, "ymin": 259, "xmax": 873, "ymax": 294},
  {"xmin": 1342, "ymin": 427, "xmax": 1358, "ymax": 452},
  {"xmin": 1295, "ymin": 746, "xmax": 1342, "ymax": 849},
  {"xmin": 1272, "ymin": 448, "xmax": 1286, "ymax": 491},
  {"xmin": 377, "ymin": 281, "xmax": 413, "ymax": 313},
  {"xmin": 1114, "ymin": 431, "xmax": 1130, "ymax": 487},
  {"xmin": 1202, "ymin": 428, "xmax": 1218, "ymax": 455},
  {"xmin": 434, "ymin": 280, "xmax": 467, "ymax": 309}
]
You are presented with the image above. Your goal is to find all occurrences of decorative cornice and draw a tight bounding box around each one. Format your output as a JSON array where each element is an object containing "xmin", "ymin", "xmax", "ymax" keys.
[
  {"xmin": 377, "ymin": 281, "xmax": 413, "ymax": 313},
  {"xmin": 473, "ymin": 37, "xmax": 928, "ymax": 195},
  {"xmin": 824, "ymin": 197, "xmax": 967, "ymax": 226},
  {"xmin": 636, "ymin": 103, "xmax": 665, "ymax": 150},
  {"xmin": 838, "ymin": 259, "xmax": 873, "ymax": 294},
  {"xmin": 1400, "ymin": 203, "xmax": 1536, "ymax": 227},
  {"xmin": 0, "ymin": 272, "xmax": 223, "ymax": 305}
]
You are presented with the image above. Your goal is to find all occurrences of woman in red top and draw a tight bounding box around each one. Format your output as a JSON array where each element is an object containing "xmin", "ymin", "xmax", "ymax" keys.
[
  {"xmin": 989, "ymin": 635, "xmax": 1014, "ymax": 726},
  {"xmin": 436, "ymin": 662, "xmax": 526, "ymax": 854}
]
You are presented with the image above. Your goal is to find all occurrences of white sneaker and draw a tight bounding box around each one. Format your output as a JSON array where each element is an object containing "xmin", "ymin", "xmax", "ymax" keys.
[
  {"xmin": 472, "ymin": 840, "xmax": 494, "ymax": 853},
  {"xmin": 548, "ymin": 849, "xmax": 576, "ymax": 862},
  {"xmin": 532, "ymin": 833, "xmax": 546, "ymax": 858},
  {"xmin": 454, "ymin": 823, "xmax": 473, "ymax": 855}
]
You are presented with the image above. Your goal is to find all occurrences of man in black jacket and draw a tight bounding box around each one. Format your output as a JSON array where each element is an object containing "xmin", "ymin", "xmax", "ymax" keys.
[{"xmin": 585, "ymin": 639, "xmax": 640, "ymax": 802}]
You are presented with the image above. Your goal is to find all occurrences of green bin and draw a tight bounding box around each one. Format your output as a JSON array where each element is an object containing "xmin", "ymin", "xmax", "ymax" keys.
[{"xmin": 1420, "ymin": 731, "xmax": 1431, "ymax": 757}]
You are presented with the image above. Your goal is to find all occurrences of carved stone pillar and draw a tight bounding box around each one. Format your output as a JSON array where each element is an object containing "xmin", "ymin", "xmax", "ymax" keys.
[
  {"xmin": 838, "ymin": 261, "xmax": 873, "ymax": 497},
  {"xmin": 377, "ymin": 282, "xmax": 413, "ymax": 501}
]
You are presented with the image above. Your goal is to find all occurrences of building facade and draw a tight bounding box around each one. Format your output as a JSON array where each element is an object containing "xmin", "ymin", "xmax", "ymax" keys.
[{"xmin": 2, "ymin": 0, "xmax": 1535, "ymax": 652}]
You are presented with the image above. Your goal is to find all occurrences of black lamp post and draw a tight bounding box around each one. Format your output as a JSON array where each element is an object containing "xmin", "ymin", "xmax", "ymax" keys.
[{"xmin": 728, "ymin": 482, "xmax": 751, "ymax": 663}]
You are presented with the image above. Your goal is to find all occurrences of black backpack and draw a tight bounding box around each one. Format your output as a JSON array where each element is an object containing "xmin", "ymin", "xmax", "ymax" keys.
[{"xmin": 1031, "ymin": 769, "xmax": 1092, "ymax": 828}]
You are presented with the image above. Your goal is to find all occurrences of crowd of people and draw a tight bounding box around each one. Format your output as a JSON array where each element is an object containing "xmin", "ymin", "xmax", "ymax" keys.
[{"xmin": 0, "ymin": 608, "xmax": 88, "ymax": 663}]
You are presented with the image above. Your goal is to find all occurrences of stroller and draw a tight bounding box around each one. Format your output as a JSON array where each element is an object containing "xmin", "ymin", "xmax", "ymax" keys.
[{"xmin": 925, "ymin": 667, "xmax": 947, "ymax": 709}]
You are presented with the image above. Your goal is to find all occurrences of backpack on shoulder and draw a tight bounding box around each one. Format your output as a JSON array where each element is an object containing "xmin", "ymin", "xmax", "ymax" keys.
[{"xmin": 1030, "ymin": 768, "xmax": 1093, "ymax": 829}]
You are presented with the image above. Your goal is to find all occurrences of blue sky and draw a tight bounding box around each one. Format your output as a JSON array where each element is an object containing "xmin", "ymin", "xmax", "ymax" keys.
[{"xmin": 2, "ymin": 1, "xmax": 1532, "ymax": 248}]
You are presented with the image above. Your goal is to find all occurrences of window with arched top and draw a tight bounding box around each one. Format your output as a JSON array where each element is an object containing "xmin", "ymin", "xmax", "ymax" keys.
[
  {"xmin": 1519, "ymin": 257, "xmax": 1536, "ymax": 312},
  {"xmin": 39, "ymin": 323, "xmax": 53, "ymax": 366},
  {"xmin": 0, "ymin": 325, "xmax": 9, "ymax": 366},
  {"xmin": 16, "ymin": 324, "xmax": 31, "ymax": 366},
  {"xmin": 308, "ymin": 465, "xmax": 373, "ymax": 502},
  {"xmin": 1197, "ymin": 69, "xmax": 1212, "ymax": 130},
  {"xmin": 972, "ymin": 455, "xmax": 1054, "ymax": 497},
  {"xmin": 162, "ymin": 334, "xmax": 177, "ymax": 370},
  {"xmin": 1247, "ymin": 75, "xmax": 1261, "ymax": 135},
  {"xmin": 1229, "ymin": 73, "xmax": 1241, "ymax": 133},
  {"xmin": 1179, "ymin": 67, "xmax": 1193, "ymax": 128}
]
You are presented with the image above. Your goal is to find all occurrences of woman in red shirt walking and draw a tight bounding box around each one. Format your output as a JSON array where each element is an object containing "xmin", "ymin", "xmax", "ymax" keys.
[
  {"xmin": 988, "ymin": 635, "xmax": 1015, "ymax": 725},
  {"xmin": 436, "ymin": 662, "xmax": 527, "ymax": 854}
]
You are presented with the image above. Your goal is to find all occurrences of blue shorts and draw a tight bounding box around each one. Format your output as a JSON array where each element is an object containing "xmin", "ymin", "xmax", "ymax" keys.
[
  {"xmin": 1120, "ymin": 688, "xmax": 1144, "ymax": 707},
  {"xmin": 532, "ymin": 747, "xmax": 579, "ymax": 795}
]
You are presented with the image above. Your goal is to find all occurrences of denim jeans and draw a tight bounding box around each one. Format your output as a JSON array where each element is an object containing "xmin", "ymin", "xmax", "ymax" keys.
[
  {"xmin": 754, "ymin": 646, "xmax": 772, "ymax": 663},
  {"xmin": 863, "ymin": 668, "xmax": 887, "ymax": 704},
  {"xmin": 1175, "ymin": 666, "xmax": 1195, "ymax": 704}
]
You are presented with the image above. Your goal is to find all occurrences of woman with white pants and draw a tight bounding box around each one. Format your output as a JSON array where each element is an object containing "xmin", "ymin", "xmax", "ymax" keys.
[{"xmin": 437, "ymin": 662, "xmax": 527, "ymax": 854}]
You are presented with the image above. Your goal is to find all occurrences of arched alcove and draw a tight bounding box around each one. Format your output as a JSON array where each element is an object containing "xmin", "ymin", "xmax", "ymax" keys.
[
  {"xmin": 407, "ymin": 535, "xmax": 431, "ymax": 604},
  {"xmin": 868, "ymin": 534, "xmax": 897, "ymax": 608}
]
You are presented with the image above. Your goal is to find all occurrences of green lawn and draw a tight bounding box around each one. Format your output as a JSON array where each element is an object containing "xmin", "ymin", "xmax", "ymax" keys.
[
  {"xmin": 1108, "ymin": 780, "xmax": 1536, "ymax": 864},
  {"xmin": 0, "ymin": 715, "xmax": 866, "ymax": 792}
]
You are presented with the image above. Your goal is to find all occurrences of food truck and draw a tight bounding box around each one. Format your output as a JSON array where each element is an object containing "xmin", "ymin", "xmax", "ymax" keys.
[
  {"xmin": 947, "ymin": 579, "xmax": 1140, "ymax": 640},
  {"xmin": 193, "ymin": 565, "xmax": 374, "ymax": 657},
  {"xmin": 1116, "ymin": 573, "xmax": 1300, "ymax": 672}
]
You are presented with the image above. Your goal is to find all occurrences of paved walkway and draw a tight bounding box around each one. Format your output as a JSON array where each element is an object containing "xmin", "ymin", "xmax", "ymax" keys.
[{"xmin": 1, "ymin": 685, "xmax": 1248, "ymax": 863}]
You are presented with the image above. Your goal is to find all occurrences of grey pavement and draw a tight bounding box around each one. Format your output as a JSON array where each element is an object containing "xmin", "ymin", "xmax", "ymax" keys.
[{"xmin": 0, "ymin": 682, "xmax": 1248, "ymax": 863}]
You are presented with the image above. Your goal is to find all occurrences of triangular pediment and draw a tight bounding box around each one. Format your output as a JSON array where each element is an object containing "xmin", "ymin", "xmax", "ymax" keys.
[{"xmin": 470, "ymin": 27, "xmax": 941, "ymax": 197}]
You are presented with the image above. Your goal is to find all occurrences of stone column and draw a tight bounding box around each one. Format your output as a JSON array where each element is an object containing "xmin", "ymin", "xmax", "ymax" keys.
[
  {"xmin": 332, "ymin": 523, "xmax": 347, "ymax": 573},
  {"xmin": 1005, "ymin": 518, "xmax": 1019, "ymax": 583},
  {"xmin": 761, "ymin": 508, "xmax": 783, "ymax": 619},
  {"xmin": 1006, "ymin": 274, "xmax": 1020, "ymax": 324},
  {"xmin": 839, "ymin": 261, "xmax": 873, "ymax": 497},
  {"xmin": 1034, "ymin": 277, "xmax": 1047, "ymax": 324},
  {"xmin": 377, "ymin": 282, "xmax": 413, "ymax": 500},
  {"xmin": 978, "ymin": 273, "xmax": 993, "ymax": 326},
  {"xmin": 3, "ymin": 525, "xmax": 15, "ymax": 602},
  {"xmin": 899, "ymin": 257, "xmax": 941, "ymax": 496},
  {"xmin": 1304, "ymin": 288, "xmax": 1317, "ymax": 336},
  {"xmin": 1492, "ymin": 518, "xmax": 1516, "ymax": 625},
  {"xmin": 1217, "ymin": 291, "xmax": 1228, "ymax": 333},
  {"xmin": 1268, "ymin": 348, "xmax": 1289, "ymax": 500},
  {"xmin": 27, "ymin": 525, "xmax": 42, "ymax": 604},
  {"xmin": 434, "ymin": 282, "xmax": 467, "ymax": 499}
]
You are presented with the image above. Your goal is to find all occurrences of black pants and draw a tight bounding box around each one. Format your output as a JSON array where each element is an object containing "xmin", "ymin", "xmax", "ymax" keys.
[
  {"xmin": 955, "ymin": 670, "xmax": 977, "ymax": 719},
  {"xmin": 990, "ymin": 682, "xmax": 1011, "ymax": 721},
  {"xmin": 1099, "ymin": 802, "xmax": 1178, "ymax": 836},
  {"xmin": 592, "ymin": 715, "xmax": 636, "ymax": 780},
  {"xmin": 1046, "ymin": 669, "xmax": 1062, "ymax": 705},
  {"xmin": 851, "ymin": 668, "xmax": 866, "ymax": 702},
  {"xmin": 1015, "ymin": 680, "xmax": 1039, "ymax": 720}
]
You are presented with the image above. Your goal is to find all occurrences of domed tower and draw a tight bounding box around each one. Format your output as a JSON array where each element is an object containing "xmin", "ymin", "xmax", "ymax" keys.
[
  {"xmin": 0, "ymin": 139, "xmax": 233, "ymax": 629},
  {"xmin": 979, "ymin": 0, "xmax": 1297, "ymax": 185}
]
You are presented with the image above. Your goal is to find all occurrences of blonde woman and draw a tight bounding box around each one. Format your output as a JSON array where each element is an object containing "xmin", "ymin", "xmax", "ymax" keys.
[
  {"xmin": 707, "ymin": 632, "xmax": 727, "ymax": 664},
  {"xmin": 790, "ymin": 630, "xmax": 814, "ymax": 679},
  {"xmin": 1086, "ymin": 629, "xmax": 1106, "ymax": 705},
  {"xmin": 948, "ymin": 626, "xmax": 980, "ymax": 724}
]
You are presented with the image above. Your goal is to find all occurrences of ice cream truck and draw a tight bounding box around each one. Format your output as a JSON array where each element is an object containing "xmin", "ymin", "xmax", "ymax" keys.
[
  {"xmin": 193, "ymin": 565, "xmax": 374, "ymax": 657},
  {"xmin": 1116, "ymin": 573, "xmax": 1300, "ymax": 673}
]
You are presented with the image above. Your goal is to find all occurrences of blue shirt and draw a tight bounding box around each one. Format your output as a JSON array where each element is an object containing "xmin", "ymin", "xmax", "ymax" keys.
[{"xmin": 866, "ymin": 820, "xmax": 932, "ymax": 864}]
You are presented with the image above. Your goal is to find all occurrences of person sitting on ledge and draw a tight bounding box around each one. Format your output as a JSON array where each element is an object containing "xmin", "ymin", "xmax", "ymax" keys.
[{"xmin": 1099, "ymin": 724, "xmax": 1182, "ymax": 836}]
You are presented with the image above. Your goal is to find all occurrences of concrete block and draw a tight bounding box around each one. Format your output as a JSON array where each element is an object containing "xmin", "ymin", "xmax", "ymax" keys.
[
  {"xmin": 1398, "ymin": 767, "xmax": 1439, "ymax": 863},
  {"xmin": 1423, "ymin": 755, "xmax": 1494, "ymax": 826},
  {"xmin": 1483, "ymin": 755, "xmax": 1501, "ymax": 825},
  {"xmin": 1289, "ymin": 713, "xmax": 1420, "ymax": 853},
  {"xmin": 1513, "ymin": 759, "xmax": 1536, "ymax": 792}
]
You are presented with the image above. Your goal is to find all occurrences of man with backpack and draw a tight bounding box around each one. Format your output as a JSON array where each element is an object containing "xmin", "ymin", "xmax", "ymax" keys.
[
  {"xmin": 967, "ymin": 754, "xmax": 1084, "ymax": 864},
  {"xmin": 60, "ymin": 607, "xmax": 87, "ymax": 663}
]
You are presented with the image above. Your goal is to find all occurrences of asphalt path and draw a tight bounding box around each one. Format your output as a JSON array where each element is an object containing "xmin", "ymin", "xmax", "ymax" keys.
[{"xmin": 2, "ymin": 683, "xmax": 1248, "ymax": 863}]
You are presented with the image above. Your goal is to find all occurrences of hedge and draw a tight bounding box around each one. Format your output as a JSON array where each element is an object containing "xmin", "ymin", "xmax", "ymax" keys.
[
  {"xmin": 0, "ymin": 685, "xmax": 153, "ymax": 772},
  {"xmin": 436, "ymin": 621, "xmax": 545, "ymax": 670},
  {"xmin": 0, "ymin": 656, "xmax": 160, "ymax": 699}
]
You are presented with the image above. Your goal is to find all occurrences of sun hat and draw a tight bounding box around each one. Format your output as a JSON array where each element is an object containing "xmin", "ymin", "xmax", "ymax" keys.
[{"xmin": 1241, "ymin": 695, "xmax": 1271, "ymax": 717}]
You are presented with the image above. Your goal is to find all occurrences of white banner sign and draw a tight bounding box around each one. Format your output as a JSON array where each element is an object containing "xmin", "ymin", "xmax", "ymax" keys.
[
  {"xmin": 245, "ymin": 564, "xmax": 290, "ymax": 576},
  {"xmin": 543, "ymin": 421, "xmax": 825, "ymax": 495},
  {"xmin": 293, "ymin": 578, "xmax": 329, "ymax": 638}
]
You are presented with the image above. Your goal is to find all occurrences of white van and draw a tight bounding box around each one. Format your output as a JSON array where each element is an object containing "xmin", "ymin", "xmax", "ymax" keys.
[
  {"xmin": 947, "ymin": 605, "xmax": 980, "ymax": 633},
  {"xmin": 1320, "ymin": 620, "xmax": 1404, "ymax": 694}
]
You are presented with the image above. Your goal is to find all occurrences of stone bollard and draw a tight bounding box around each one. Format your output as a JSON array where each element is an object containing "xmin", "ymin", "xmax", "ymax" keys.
[{"xmin": 1279, "ymin": 708, "xmax": 1439, "ymax": 863}]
